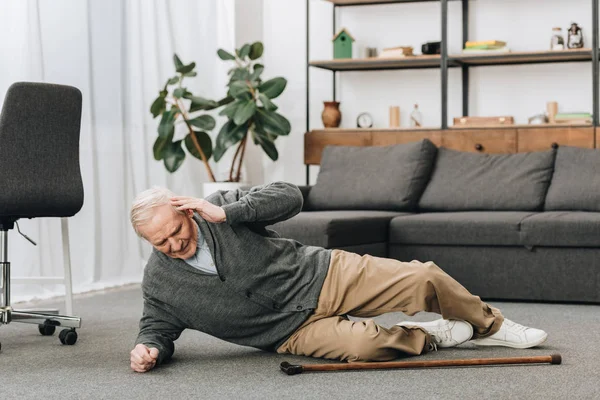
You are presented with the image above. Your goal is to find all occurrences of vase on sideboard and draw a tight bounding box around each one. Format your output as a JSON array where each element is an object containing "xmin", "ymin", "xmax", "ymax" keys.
[{"xmin": 322, "ymin": 101, "xmax": 342, "ymax": 128}]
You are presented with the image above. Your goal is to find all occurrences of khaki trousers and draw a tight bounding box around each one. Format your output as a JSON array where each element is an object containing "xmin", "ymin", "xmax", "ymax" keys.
[{"xmin": 277, "ymin": 250, "xmax": 504, "ymax": 362}]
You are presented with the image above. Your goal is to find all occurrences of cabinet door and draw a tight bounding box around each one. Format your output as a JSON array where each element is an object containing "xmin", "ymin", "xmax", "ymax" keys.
[
  {"xmin": 371, "ymin": 130, "xmax": 442, "ymax": 147},
  {"xmin": 442, "ymin": 129, "xmax": 517, "ymax": 153},
  {"xmin": 518, "ymin": 126, "xmax": 594, "ymax": 152},
  {"xmin": 304, "ymin": 130, "xmax": 371, "ymax": 165}
]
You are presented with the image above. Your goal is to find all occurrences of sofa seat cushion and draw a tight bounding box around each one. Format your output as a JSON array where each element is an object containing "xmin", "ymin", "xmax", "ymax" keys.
[
  {"xmin": 419, "ymin": 147, "xmax": 556, "ymax": 211},
  {"xmin": 306, "ymin": 139, "xmax": 437, "ymax": 211},
  {"xmin": 389, "ymin": 212, "xmax": 536, "ymax": 246},
  {"xmin": 545, "ymin": 146, "xmax": 600, "ymax": 211},
  {"xmin": 520, "ymin": 212, "xmax": 600, "ymax": 247},
  {"xmin": 270, "ymin": 211, "xmax": 410, "ymax": 248}
]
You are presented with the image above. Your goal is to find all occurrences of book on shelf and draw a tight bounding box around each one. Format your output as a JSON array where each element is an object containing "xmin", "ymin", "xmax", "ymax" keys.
[
  {"xmin": 379, "ymin": 46, "xmax": 414, "ymax": 58},
  {"xmin": 461, "ymin": 46, "xmax": 511, "ymax": 54},
  {"xmin": 465, "ymin": 40, "xmax": 507, "ymax": 48},
  {"xmin": 553, "ymin": 118, "xmax": 592, "ymax": 124},
  {"xmin": 554, "ymin": 112, "xmax": 592, "ymax": 119},
  {"xmin": 465, "ymin": 44, "xmax": 506, "ymax": 50}
]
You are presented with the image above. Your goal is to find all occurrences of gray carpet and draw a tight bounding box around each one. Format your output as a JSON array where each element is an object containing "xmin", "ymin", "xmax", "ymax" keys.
[{"xmin": 1, "ymin": 285, "xmax": 598, "ymax": 400}]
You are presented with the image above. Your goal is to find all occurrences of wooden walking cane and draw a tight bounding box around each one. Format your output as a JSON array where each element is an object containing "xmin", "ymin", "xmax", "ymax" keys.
[{"xmin": 280, "ymin": 354, "xmax": 562, "ymax": 375}]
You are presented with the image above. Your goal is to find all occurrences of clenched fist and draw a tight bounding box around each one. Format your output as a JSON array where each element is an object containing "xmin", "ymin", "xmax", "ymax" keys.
[
  {"xmin": 171, "ymin": 196, "xmax": 227, "ymax": 223},
  {"xmin": 130, "ymin": 344, "xmax": 159, "ymax": 373}
]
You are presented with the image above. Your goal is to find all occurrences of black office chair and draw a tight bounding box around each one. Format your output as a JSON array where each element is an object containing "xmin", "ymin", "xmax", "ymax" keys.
[{"xmin": 0, "ymin": 82, "xmax": 84, "ymax": 351}]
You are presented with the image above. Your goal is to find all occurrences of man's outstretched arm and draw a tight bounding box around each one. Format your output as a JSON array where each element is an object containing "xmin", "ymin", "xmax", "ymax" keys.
[
  {"xmin": 219, "ymin": 181, "xmax": 303, "ymax": 226},
  {"xmin": 171, "ymin": 182, "xmax": 303, "ymax": 226},
  {"xmin": 132, "ymin": 299, "xmax": 185, "ymax": 372}
]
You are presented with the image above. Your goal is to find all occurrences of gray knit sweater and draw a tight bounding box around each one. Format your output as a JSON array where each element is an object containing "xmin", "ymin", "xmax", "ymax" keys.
[{"xmin": 134, "ymin": 182, "xmax": 332, "ymax": 364}]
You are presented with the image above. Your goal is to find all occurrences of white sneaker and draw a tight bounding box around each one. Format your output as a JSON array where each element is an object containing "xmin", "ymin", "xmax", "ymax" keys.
[
  {"xmin": 470, "ymin": 318, "xmax": 548, "ymax": 349},
  {"xmin": 396, "ymin": 319, "xmax": 474, "ymax": 348}
]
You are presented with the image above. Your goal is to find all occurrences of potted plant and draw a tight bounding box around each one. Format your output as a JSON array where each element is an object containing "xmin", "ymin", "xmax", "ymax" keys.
[{"xmin": 149, "ymin": 42, "xmax": 291, "ymax": 197}]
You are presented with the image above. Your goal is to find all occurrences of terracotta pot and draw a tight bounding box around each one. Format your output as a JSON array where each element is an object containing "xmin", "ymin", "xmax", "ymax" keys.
[{"xmin": 322, "ymin": 101, "xmax": 342, "ymax": 128}]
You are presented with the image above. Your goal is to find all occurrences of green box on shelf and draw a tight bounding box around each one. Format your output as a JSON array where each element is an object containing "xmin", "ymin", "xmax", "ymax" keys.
[{"xmin": 333, "ymin": 28, "xmax": 354, "ymax": 59}]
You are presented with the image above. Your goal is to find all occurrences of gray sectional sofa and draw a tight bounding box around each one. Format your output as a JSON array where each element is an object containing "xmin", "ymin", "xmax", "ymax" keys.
[{"xmin": 272, "ymin": 140, "xmax": 600, "ymax": 303}]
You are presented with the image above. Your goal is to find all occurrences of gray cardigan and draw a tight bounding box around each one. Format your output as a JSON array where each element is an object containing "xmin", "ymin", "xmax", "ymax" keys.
[{"xmin": 135, "ymin": 182, "xmax": 332, "ymax": 364}]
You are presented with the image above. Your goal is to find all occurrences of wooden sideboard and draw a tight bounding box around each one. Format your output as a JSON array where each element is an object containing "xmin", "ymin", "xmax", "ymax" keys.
[{"xmin": 304, "ymin": 125, "xmax": 596, "ymax": 165}]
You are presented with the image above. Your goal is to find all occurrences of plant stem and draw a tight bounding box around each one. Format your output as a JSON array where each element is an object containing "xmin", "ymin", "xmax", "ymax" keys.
[
  {"xmin": 234, "ymin": 134, "xmax": 248, "ymax": 183},
  {"xmin": 229, "ymin": 134, "xmax": 245, "ymax": 182},
  {"xmin": 175, "ymin": 99, "xmax": 217, "ymax": 182}
]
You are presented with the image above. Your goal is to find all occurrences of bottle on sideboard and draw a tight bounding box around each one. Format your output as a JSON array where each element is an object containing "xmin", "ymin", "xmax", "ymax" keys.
[{"xmin": 410, "ymin": 104, "xmax": 422, "ymax": 127}]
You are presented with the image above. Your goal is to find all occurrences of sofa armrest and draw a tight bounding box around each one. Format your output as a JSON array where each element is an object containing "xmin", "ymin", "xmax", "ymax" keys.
[{"xmin": 297, "ymin": 185, "xmax": 312, "ymax": 211}]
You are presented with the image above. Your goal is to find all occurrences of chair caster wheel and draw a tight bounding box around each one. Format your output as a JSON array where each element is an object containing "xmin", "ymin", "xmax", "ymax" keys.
[
  {"xmin": 59, "ymin": 329, "xmax": 77, "ymax": 345},
  {"xmin": 38, "ymin": 323, "xmax": 56, "ymax": 336}
]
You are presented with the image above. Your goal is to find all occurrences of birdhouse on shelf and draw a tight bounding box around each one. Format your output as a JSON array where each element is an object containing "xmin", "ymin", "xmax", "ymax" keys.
[{"xmin": 332, "ymin": 28, "xmax": 355, "ymax": 59}]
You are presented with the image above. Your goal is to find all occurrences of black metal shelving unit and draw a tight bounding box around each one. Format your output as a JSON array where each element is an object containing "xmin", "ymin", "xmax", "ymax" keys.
[{"xmin": 305, "ymin": 0, "xmax": 600, "ymax": 184}]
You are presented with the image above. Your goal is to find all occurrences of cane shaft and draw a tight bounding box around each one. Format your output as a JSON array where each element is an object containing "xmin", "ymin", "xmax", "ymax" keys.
[{"xmin": 302, "ymin": 355, "xmax": 560, "ymax": 372}]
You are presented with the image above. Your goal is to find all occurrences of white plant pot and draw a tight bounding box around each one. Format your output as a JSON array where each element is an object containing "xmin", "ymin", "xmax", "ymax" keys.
[{"xmin": 202, "ymin": 182, "xmax": 249, "ymax": 198}]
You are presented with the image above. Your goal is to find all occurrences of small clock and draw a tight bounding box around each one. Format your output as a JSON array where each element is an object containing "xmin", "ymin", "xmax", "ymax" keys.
[{"xmin": 356, "ymin": 112, "xmax": 373, "ymax": 128}]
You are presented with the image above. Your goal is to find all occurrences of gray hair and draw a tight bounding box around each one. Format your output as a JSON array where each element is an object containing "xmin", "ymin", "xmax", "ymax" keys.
[{"xmin": 130, "ymin": 186, "xmax": 183, "ymax": 237}]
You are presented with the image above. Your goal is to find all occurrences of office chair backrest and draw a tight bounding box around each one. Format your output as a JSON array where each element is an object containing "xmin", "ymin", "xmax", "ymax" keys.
[{"xmin": 0, "ymin": 82, "xmax": 84, "ymax": 220}]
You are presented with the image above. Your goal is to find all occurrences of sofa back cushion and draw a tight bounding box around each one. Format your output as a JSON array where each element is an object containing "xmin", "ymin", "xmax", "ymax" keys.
[
  {"xmin": 418, "ymin": 147, "xmax": 556, "ymax": 211},
  {"xmin": 545, "ymin": 146, "xmax": 600, "ymax": 211},
  {"xmin": 306, "ymin": 139, "xmax": 437, "ymax": 211}
]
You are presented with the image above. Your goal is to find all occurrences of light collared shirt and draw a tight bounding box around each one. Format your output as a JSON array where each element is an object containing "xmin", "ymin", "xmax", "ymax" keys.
[{"xmin": 183, "ymin": 226, "xmax": 218, "ymax": 275}]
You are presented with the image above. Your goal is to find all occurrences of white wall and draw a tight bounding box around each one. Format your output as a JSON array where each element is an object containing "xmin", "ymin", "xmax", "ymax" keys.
[{"xmin": 260, "ymin": 0, "xmax": 596, "ymax": 185}]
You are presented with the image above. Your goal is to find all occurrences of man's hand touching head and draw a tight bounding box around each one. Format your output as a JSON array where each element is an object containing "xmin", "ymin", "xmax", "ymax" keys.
[{"xmin": 170, "ymin": 196, "xmax": 227, "ymax": 224}]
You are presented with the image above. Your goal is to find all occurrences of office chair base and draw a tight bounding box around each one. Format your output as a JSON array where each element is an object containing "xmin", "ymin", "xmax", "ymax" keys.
[
  {"xmin": 0, "ymin": 307, "xmax": 81, "ymax": 351},
  {"xmin": 2, "ymin": 308, "xmax": 81, "ymax": 328}
]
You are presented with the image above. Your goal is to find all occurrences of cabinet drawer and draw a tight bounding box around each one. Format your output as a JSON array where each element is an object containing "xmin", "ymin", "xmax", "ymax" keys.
[
  {"xmin": 518, "ymin": 127, "xmax": 594, "ymax": 152},
  {"xmin": 442, "ymin": 129, "xmax": 517, "ymax": 153}
]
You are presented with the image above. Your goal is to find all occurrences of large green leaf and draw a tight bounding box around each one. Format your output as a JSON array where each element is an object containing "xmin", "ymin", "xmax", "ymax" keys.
[
  {"xmin": 184, "ymin": 130, "xmax": 212, "ymax": 161},
  {"xmin": 219, "ymin": 99, "xmax": 242, "ymax": 118},
  {"xmin": 188, "ymin": 115, "xmax": 216, "ymax": 130},
  {"xmin": 167, "ymin": 76, "xmax": 179, "ymax": 85},
  {"xmin": 249, "ymin": 42, "xmax": 264, "ymax": 60},
  {"xmin": 152, "ymin": 129, "xmax": 174, "ymax": 160},
  {"xmin": 238, "ymin": 44, "xmax": 251, "ymax": 59},
  {"xmin": 150, "ymin": 95, "xmax": 166, "ymax": 118},
  {"xmin": 158, "ymin": 109, "xmax": 176, "ymax": 138},
  {"xmin": 252, "ymin": 129, "xmax": 278, "ymax": 161},
  {"xmin": 217, "ymin": 49, "xmax": 236, "ymax": 60},
  {"xmin": 228, "ymin": 80, "xmax": 252, "ymax": 99},
  {"xmin": 233, "ymin": 100, "xmax": 257, "ymax": 125},
  {"xmin": 214, "ymin": 121, "xmax": 247, "ymax": 161},
  {"xmin": 258, "ymin": 93, "xmax": 277, "ymax": 111},
  {"xmin": 258, "ymin": 77, "xmax": 287, "ymax": 99},
  {"xmin": 163, "ymin": 140, "xmax": 186, "ymax": 173},
  {"xmin": 176, "ymin": 62, "xmax": 196, "ymax": 74},
  {"xmin": 250, "ymin": 64, "xmax": 264, "ymax": 81},
  {"xmin": 173, "ymin": 87, "xmax": 186, "ymax": 98},
  {"xmin": 173, "ymin": 54, "xmax": 184, "ymax": 70},
  {"xmin": 186, "ymin": 94, "xmax": 220, "ymax": 112},
  {"xmin": 256, "ymin": 108, "xmax": 291, "ymax": 136},
  {"xmin": 229, "ymin": 68, "xmax": 250, "ymax": 82}
]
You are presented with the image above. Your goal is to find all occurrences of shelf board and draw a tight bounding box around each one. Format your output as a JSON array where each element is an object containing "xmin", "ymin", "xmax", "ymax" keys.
[
  {"xmin": 310, "ymin": 55, "xmax": 452, "ymax": 71},
  {"xmin": 450, "ymin": 123, "xmax": 593, "ymax": 129},
  {"xmin": 324, "ymin": 0, "xmax": 442, "ymax": 5},
  {"xmin": 310, "ymin": 124, "xmax": 593, "ymax": 134},
  {"xmin": 450, "ymin": 48, "xmax": 592, "ymax": 66},
  {"xmin": 310, "ymin": 127, "xmax": 439, "ymax": 132}
]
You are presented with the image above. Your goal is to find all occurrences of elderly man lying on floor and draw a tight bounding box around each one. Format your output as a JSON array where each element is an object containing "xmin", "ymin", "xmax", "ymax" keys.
[{"xmin": 128, "ymin": 182, "xmax": 547, "ymax": 373}]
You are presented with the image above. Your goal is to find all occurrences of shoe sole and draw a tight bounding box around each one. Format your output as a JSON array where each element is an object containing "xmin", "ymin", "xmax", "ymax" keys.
[
  {"xmin": 398, "ymin": 321, "xmax": 474, "ymax": 348},
  {"xmin": 470, "ymin": 332, "xmax": 548, "ymax": 349}
]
